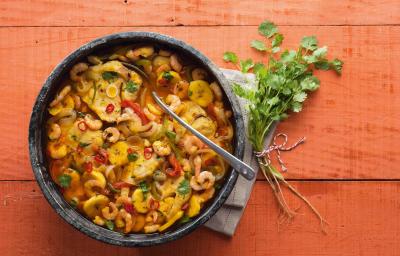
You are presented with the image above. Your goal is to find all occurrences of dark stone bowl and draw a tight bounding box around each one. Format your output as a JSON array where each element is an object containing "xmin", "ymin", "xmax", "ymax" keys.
[{"xmin": 28, "ymin": 32, "xmax": 245, "ymax": 247}]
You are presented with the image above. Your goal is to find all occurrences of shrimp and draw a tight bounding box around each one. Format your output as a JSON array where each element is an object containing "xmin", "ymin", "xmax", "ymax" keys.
[
  {"xmin": 170, "ymin": 54, "xmax": 182, "ymax": 72},
  {"xmin": 209, "ymin": 82, "xmax": 223, "ymax": 101},
  {"xmin": 139, "ymin": 122, "xmax": 162, "ymax": 138},
  {"xmin": 48, "ymin": 123, "xmax": 61, "ymax": 140},
  {"xmin": 55, "ymin": 109, "xmax": 77, "ymax": 126},
  {"xmin": 116, "ymin": 209, "xmax": 134, "ymax": 233},
  {"xmin": 180, "ymin": 135, "xmax": 204, "ymax": 155},
  {"xmin": 145, "ymin": 210, "xmax": 159, "ymax": 223},
  {"xmin": 143, "ymin": 107, "xmax": 157, "ymax": 121},
  {"xmin": 156, "ymin": 64, "xmax": 171, "ymax": 76},
  {"xmin": 70, "ymin": 63, "xmax": 89, "ymax": 82},
  {"xmin": 103, "ymin": 127, "xmax": 120, "ymax": 143},
  {"xmin": 117, "ymin": 108, "xmax": 140, "ymax": 124},
  {"xmin": 115, "ymin": 195, "xmax": 132, "ymax": 207},
  {"xmin": 165, "ymin": 94, "xmax": 181, "ymax": 112},
  {"xmin": 199, "ymin": 187, "xmax": 215, "ymax": 201},
  {"xmin": 102, "ymin": 202, "xmax": 118, "ymax": 220},
  {"xmin": 190, "ymin": 171, "xmax": 215, "ymax": 191},
  {"xmin": 72, "ymin": 94, "xmax": 81, "ymax": 109},
  {"xmin": 173, "ymin": 80, "xmax": 189, "ymax": 100},
  {"xmin": 193, "ymin": 155, "xmax": 202, "ymax": 177},
  {"xmin": 50, "ymin": 85, "xmax": 71, "ymax": 107},
  {"xmin": 152, "ymin": 140, "xmax": 171, "ymax": 156},
  {"xmin": 144, "ymin": 224, "xmax": 160, "ymax": 233},
  {"xmin": 84, "ymin": 114, "xmax": 103, "ymax": 130}
]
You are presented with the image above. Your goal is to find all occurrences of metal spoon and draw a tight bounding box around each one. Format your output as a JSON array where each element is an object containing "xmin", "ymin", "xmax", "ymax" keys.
[{"xmin": 151, "ymin": 91, "xmax": 255, "ymax": 180}]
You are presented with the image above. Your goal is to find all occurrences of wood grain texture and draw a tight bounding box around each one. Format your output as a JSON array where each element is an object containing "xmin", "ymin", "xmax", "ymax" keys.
[
  {"xmin": 1, "ymin": 181, "xmax": 399, "ymax": 256},
  {"xmin": 0, "ymin": 26, "xmax": 398, "ymax": 180},
  {"xmin": 1, "ymin": 0, "xmax": 399, "ymax": 26}
]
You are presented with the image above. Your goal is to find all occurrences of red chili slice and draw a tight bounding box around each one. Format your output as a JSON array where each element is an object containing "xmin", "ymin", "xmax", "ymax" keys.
[
  {"xmin": 76, "ymin": 146, "xmax": 83, "ymax": 153},
  {"xmin": 78, "ymin": 121, "xmax": 87, "ymax": 131},
  {"xmin": 181, "ymin": 203, "xmax": 189, "ymax": 210},
  {"xmin": 94, "ymin": 154, "xmax": 107, "ymax": 164},
  {"xmin": 127, "ymin": 148, "xmax": 134, "ymax": 154},
  {"xmin": 165, "ymin": 167, "xmax": 180, "ymax": 177},
  {"xmin": 149, "ymin": 198, "xmax": 160, "ymax": 210},
  {"xmin": 124, "ymin": 203, "xmax": 136, "ymax": 215},
  {"xmin": 144, "ymin": 147, "xmax": 153, "ymax": 160},
  {"xmin": 84, "ymin": 162, "xmax": 93, "ymax": 172},
  {"xmin": 121, "ymin": 100, "xmax": 149, "ymax": 125},
  {"xmin": 106, "ymin": 103, "xmax": 115, "ymax": 113},
  {"xmin": 112, "ymin": 181, "xmax": 133, "ymax": 189},
  {"xmin": 168, "ymin": 154, "xmax": 183, "ymax": 175}
]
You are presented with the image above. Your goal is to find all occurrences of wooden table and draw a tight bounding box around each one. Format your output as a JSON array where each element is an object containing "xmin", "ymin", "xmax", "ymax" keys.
[{"xmin": 1, "ymin": 1, "xmax": 399, "ymax": 255}]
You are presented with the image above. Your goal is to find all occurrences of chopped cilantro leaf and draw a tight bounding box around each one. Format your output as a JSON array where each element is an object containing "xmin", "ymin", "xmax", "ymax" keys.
[
  {"xmin": 79, "ymin": 142, "xmax": 90, "ymax": 148},
  {"xmin": 127, "ymin": 153, "xmax": 139, "ymax": 162},
  {"xmin": 58, "ymin": 174, "xmax": 71, "ymax": 188},
  {"xmin": 102, "ymin": 71, "xmax": 118, "ymax": 81},
  {"xmin": 250, "ymin": 40, "xmax": 267, "ymax": 51},
  {"xmin": 223, "ymin": 51, "xmax": 238, "ymax": 64},
  {"xmin": 126, "ymin": 80, "xmax": 138, "ymax": 93},
  {"xmin": 258, "ymin": 20, "xmax": 278, "ymax": 38},
  {"xmin": 105, "ymin": 220, "xmax": 114, "ymax": 231},
  {"xmin": 177, "ymin": 179, "xmax": 190, "ymax": 195},
  {"xmin": 162, "ymin": 71, "xmax": 173, "ymax": 81},
  {"xmin": 239, "ymin": 59, "xmax": 254, "ymax": 73},
  {"xmin": 179, "ymin": 215, "xmax": 192, "ymax": 224},
  {"xmin": 301, "ymin": 36, "xmax": 318, "ymax": 51}
]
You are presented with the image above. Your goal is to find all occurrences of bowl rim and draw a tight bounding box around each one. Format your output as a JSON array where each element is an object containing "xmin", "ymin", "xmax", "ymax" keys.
[{"xmin": 28, "ymin": 31, "xmax": 245, "ymax": 247}]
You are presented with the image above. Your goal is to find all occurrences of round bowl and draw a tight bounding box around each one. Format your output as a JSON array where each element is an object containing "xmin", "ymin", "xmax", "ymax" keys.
[{"xmin": 28, "ymin": 32, "xmax": 245, "ymax": 247}]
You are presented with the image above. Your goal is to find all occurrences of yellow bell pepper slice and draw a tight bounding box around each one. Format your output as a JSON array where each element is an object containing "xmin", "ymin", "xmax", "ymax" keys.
[{"xmin": 158, "ymin": 210, "xmax": 184, "ymax": 232}]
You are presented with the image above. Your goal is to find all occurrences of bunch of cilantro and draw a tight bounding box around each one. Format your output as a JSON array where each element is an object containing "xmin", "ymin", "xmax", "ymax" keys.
[{"xmin": 223, "ymin": 20, "xmax": 343, "ymax": 230}]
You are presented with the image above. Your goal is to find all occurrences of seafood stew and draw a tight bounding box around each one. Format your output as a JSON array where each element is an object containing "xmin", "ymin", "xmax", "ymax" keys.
[{"xmin": 45, "ymin": 44, "xmax": 234, "ymax": 234}]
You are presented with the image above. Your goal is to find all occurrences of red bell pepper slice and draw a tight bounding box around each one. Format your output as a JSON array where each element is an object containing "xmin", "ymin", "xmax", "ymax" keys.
[{"xmin": 121, "ymin": 100, "xmax": 149, "ymax": 125}]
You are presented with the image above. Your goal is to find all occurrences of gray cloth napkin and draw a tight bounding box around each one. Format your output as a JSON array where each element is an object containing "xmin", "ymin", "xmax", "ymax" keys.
[{"xmin": 204, "ymin": 69, "xmax": 277, "ymax": 236}]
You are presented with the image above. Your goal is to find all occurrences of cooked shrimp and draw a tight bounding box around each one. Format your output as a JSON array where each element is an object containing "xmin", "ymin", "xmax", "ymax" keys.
[
  {"xmin": 145, "ymin": 211, "xmax": 159, "ymax": 223},
  {"xmin": 103, "ymin": 127, "xmax": 120, "ymax": 143},
  {"xmin": 143, "ymin": 107, "xmax": 157, "ymax": 121},
  {"xmin": 117, "ymin": 209, "xmax": 134, "ymax": 233},
  {"xmin": 199, "ymin": 187, "xmax": 215, "ymax": 201},
  {"xmin": 139, "ymin": 122, "xmax": 162, "ymax": 138},
  {"xmin": 102, "ymin": 202, "xmax": 118, "ymax": 220},
  {"xmin": 84, "ymin": 114, "xmax": 103, "ymax": 130},
  {"xmin": 72, "ymin": 94, "xmax": 81, "ymax": 109},
  {"xmin": 144, "ymin": 224, "xmax": 160, "ymax": 233},
  {"xmin": 152, "ymin": 140, "xmax": 171, "ymax": 156},
  {"xmin": 210, "ymin": 82, "xmax": 223, "ymax": 101},
  {"xmin": 190, "ymin": 171, "xmax": 215, "ymax": 191},
  {"xmin": 50, "ymin": 85, "xmax": 71, "ymax": 107},
  {"xmin": 170, "ymin": 54, "xmax": 182, "ymax": 72},
  {"xmin": 70, "ymin": 63, "xmax": 88, "ymax": 82},
  {"xmin": 193, "ymin": 155, "xmax": 202, "ymax": 177},
  {"xmin": 115, "ymin": 195, "xmax": 132, "ymax": 207},
  {"xmin": 48, "ymin": 123, "xmax": 61, "ymax": 140},
  {"xmin": 180, "ymin": 135, "xmax": 204, "ymax": 155},
  {"xmin": 165, "ymin": 94, "xmax": 181, "ymax": 112},
  {"xmin": 156, "ymin": 64, "xmax": 171, "ymax": 76},
  {"xmin": 117, "ymin": 108, "xmax": 140, "ymax": 124},
  {"xmin": 173, "ymin": 80, "xmax": 189, "ymax": 99},
  {"xmin": 56, "ymin": 109, "xmax": 77, "ymax": 126}
]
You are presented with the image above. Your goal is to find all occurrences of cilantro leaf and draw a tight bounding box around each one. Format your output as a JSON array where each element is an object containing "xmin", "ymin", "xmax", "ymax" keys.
[
  {"xmin": 271, "ymin": 47, "xmax": 280, "ymax": 53},
  {"xmin": 232, "ymin": 83, "xmax": 255, "ymax": 101},
  {"xmin": 258, "ymin": 20, "xmax": 278, "ymax": 38},
  {"xmin": 165, "ymin": 131, "xmax": 176, "ymax": 141},
  {"xmin": 177, "ymin": 179, "xmax": 190, "ymax": 195},
  {"xmin": 291, "ymin": 102, "xmax": 303, "ymax": 113},
  {"xmin": 105, "ymin": 220, "xmax": 114, "ymax": 231},
  {"xmin": 293, "ymin": 92, "xmax": 307, "ymax": 102},
  {"xmin": 250, "ymin": 40, "xmax": 267, "ymax": 51},
  {"xmin": 239, "ymin": 59, "xmax": 254, "ymax": 73},
  {"xmin": 126, "ymin": 80, "xmax": 138, "ymax": 93},
  {"xmin": 301, "ymin": 36, "xmax": 318, "ymax": 51},
  {"xmin": 139, "ymin": 181, "xmax": 149, "ymax": 194},
  {"xmin": 79, "ymin": 142, "xmax": 90, "ymax": 148},
  {"xmin": 58, "ymin": 174, "xmax": 71, "ymax": 188},
  {"xmin": 223, "ymin": 51, "xmax": 238, "ymax": 64},
  {"xmin": 314, "ymin": 59, "xmax": 331, "ymax": 70},
  {"xmin": 162, "ymin": 71, "xmax": 173, "ymax": 81},
  {"xmin": 280, "ymin": 50, "xmax": 297, "ymax": 63},
  {"xmin": 179, "ymin": 215, "xmax": 192, "ymax": 224},
  {"xmin": 102, "ymin": 71, "xmax": 118, "ymax": 81},
  {"xmin": 127, "ymin": 152, "xmax": 139, "ymax": 162},
  {"xmin": 330, "ymin": 58, "xmax": 344, "ymax": 75},
  {"xmin": 300, "ymin": 76, "xmax": 320, "ymax": 91},
  {"xmin": 272, "ymin": 33, "xmax": 284, "ymax": 48}
]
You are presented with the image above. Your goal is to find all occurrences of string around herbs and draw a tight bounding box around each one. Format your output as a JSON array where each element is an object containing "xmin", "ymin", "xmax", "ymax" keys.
[{"xmin": 223, "ymin": 20, "xmax": 343, "ymax": 232}]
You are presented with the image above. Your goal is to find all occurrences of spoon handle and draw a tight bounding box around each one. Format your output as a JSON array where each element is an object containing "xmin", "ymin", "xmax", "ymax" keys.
[{"xmin": 152, "ymin": 92, "xmax": 255, "ymax": 181}]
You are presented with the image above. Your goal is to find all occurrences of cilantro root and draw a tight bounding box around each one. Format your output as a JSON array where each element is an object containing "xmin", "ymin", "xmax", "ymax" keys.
[{"xmin": 224, "ymin": 20, "xmax": 342, "ymax": 232}]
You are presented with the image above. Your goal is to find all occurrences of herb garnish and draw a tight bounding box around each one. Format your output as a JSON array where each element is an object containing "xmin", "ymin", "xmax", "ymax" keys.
[
  {"xmin": 79, "ymin": 142, "xmax": 90, "ymax": 148},
  {"xmin": 105, "ymin": 220, "xmax": 114, "ymax": 231},
  {"xmin": 127, "ymin": 152, "xmax": 139, "ymax": 162},
  {"xmin": 58, "ymin": 174, "xmax": 72, "ymax": 188},
  {"xmin": 224, "ymin": 20, "xmax": 343, "ymax": 231},
  {"xmin": 102, "ymin": 71, "xmax": 118, "ymax": 81},
  {"xmin": 177, "ymin": 179, "xmax": 190, "ymax": 196},
  {"xmin": 126, "ymin": 80, "xmax": 138, "ymax": 93},
  {"xmin": 139, "ymin": 181, "xmax": 149, "ymax": 199},
  {"xmin": 162, "ymin": 71, "xmax": 173, "ymax": 81},
  {"xmin": 179, "ymin": 215, "xmax": 191, "ymax": 224}
]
